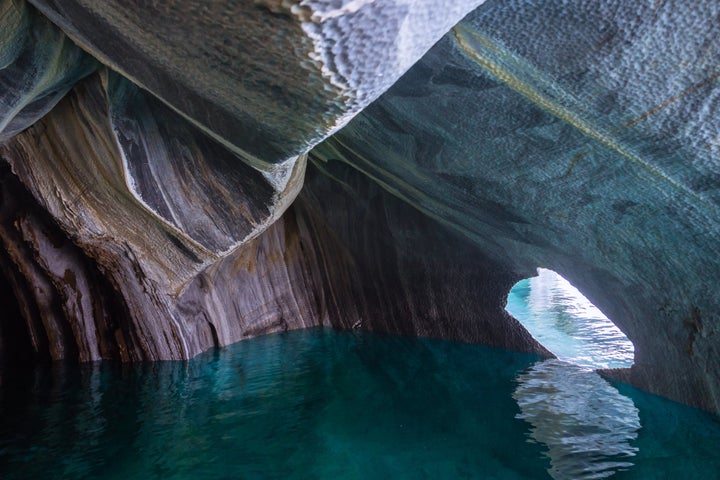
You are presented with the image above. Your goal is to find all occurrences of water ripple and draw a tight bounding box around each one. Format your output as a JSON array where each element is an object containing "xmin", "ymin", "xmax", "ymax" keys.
[
  {"xmin": 506, "ymin": 268, "xmax": 635, "ymax": 369},
  {"xmin": 514, "ymin": 359, "xmax": 640, "ymax": 480}
]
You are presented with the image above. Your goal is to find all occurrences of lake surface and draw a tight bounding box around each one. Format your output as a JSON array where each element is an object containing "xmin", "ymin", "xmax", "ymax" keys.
[
  {"xmin": 2, "ymin": 284, "xmax": 720, "ymax": 478},
  {"xmin": 505, "ymin": 268, "xmax": 634, "ymax": 369}
]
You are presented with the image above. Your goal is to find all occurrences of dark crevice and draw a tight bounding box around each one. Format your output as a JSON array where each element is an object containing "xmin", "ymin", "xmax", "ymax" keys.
[
  {"xmin": 0, "ymin": 259, "xmax": 35, "ymax": 367},
  {"xmin": 207, "ymin": 317, "xmax": 219, "ymax": 349},
  {"xmin": 0, "ymin": 160, "xmax": 138, "ymax": 364}
]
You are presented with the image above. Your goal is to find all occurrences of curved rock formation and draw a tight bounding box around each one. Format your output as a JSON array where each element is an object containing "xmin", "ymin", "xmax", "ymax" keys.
[
  {"xmin": 311, "ymin": 0, "xmax": 720, "ymax": 411},
  {"xmin": 1, "ymin": 0, "xmax": 720, "ymax": 413},
  {"xmin": 2, "ymin": 0, "xmax": 514, "ymax": 362},
  {"xmin": 28, "ymin": 0, "xmax": 483, "ymax": 165}
]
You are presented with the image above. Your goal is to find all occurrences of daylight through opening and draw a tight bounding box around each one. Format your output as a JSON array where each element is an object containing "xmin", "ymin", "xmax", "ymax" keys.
[{"xmin": 506, "ymin": 268, "xmax": 634, "ymax": 369}]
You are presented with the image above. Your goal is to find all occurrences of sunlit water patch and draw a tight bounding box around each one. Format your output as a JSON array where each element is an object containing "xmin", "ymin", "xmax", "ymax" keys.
[
  {"xmin": 506, "ymin": 268, "xmax": 634, "ymax": 369},
  {"xmin": 1, "ymin": 329, "xmax": 719, "ymax": 479},
  {"xmin": 514, "ymin": 360, "xmax": 639, "ymax": 479},
  {"xmin": 503, "ymin": 268, "xmax": 716, "ymax": 478}
]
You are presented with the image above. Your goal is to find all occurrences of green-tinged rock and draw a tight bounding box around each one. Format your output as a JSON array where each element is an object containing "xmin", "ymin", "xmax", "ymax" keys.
[{"xmin": 0, "ymin": 0, "xmax": 96, "ymax": 141}]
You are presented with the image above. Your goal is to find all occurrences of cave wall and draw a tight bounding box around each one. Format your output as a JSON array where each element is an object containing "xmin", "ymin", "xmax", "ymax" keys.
[
  {"xmin": 0, "ymin": 0, "xmax": 543, "ymax": 364},
  {"xmin": 175, "ymin": 161, "xmax": 549, "ymax": 355},
  {"xmin": 0, "ymin": 0, "xmax": 97, "ymax": 141},
  {"xmin": 0, "ymin": 122, "xmax": 548, "ymax": 362},
  {"xmin": 0, "ymin": 161, "xmax": 134, "ymax": 362},
  {"xmin": 27, "ymin": 0, "xmax": 484, "ymax": 164}
]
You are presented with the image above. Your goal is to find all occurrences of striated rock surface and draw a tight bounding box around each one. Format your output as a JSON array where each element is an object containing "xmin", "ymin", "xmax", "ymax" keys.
[
  {"xmin": 3, "ymin": 0, "xmax": 530, "ymax": 363},
  {"xmin": 0, "ymin": 125, "xmax": 548, "ymax": 361},
  {"xmin": 28, "ymin": 0, "xmax": 484, "ymax": 166},
  {"xmin": 0, "ymin": 0, "xmax": 483, "ymax": 292},
  {"xmin": 176, "ymin": 163, "xmax": 548, "ymax": 354}
]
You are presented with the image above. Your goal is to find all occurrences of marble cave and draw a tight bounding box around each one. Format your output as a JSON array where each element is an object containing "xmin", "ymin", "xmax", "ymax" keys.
[{"xmin": 2, "ymin": 1, "xmax": 720, "ymax": 477}]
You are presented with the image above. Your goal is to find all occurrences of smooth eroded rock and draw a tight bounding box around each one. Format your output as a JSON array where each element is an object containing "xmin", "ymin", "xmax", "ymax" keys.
[{"xmin": 29, "ymin": 0, "xmax": 484, "ymax": 169}]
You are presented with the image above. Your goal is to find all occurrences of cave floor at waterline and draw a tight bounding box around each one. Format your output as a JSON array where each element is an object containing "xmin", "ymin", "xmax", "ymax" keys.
[{"xmin": 2, "ymin": 328, "xmax": 720, "ymax": 479}]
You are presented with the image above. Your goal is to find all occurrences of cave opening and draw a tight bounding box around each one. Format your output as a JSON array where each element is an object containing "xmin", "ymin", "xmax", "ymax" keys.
[{"xmin": 506, "ymin": 268, "xmax": 634, "ymax": 369}]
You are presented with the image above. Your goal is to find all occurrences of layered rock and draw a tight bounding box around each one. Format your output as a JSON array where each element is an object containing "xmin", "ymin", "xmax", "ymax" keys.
[
  {"xmin": 0, "ymin": 0, "xmax": 96, "ymax": 141},
  {"xmin": 2, "ymin": 0, "xmax": 515, "ymax": 362},
  {"xmin": 0, "ymin": 162, "xmax": 130, "ymax": 363},
  {"xmin": 0, "ymin": 87, "xmax": 547, "ymax": 361},
  {"xmin": 177, "ymin": 163, "xmax": 548, "ymax": 354}
]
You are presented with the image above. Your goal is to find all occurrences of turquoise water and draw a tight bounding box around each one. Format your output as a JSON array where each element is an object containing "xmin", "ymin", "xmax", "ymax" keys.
[
  {"xmin": 2, "ymin": 329, "xmax": 720, "ymax": 478},
  {"xmin": 506, "ymin": 268, "xmax": 634, "ymax": 369}
]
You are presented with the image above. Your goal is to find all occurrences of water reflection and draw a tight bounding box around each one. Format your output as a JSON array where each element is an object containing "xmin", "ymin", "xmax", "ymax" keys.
[
  {"xmin": 2, "ymin": 330, "xmax": 720, "ymax": 479},
  {"xmin": 514, "ymin": 360, "xmax": 639, "ymax": 479},
  {"xmin": 0, "ymin": 330, "xmax": 553, "ymax": 479},
  {"xmin": 508, "ymin": 269, "xmax": 642, "ymax": 479}
]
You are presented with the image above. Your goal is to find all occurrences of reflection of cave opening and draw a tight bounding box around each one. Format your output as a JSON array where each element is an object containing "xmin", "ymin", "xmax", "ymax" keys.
[{"xmin": 506, "ymin": 268, "xmax": 634, "ymax": 369}]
